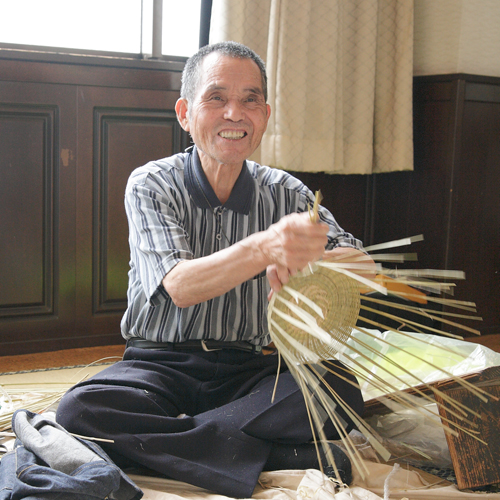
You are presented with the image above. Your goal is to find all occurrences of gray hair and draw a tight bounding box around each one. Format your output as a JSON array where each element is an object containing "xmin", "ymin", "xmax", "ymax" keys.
[{"xmin": 180, "ymin": 41, "xmax": 268, "ymax": 105}]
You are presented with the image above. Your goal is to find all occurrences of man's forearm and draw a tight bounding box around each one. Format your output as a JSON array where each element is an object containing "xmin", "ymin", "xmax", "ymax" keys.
[
  {"xmin": 162, "ymin": 232, "xmax": 269, "ymax": 308},
  {"xmin": 163, "ymin": 212, "xmax": 329, "ymax": 308}
]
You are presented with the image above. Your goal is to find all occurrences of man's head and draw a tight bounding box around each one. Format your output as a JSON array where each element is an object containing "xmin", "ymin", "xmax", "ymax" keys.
[
  {"xmin": 181, "ymin": 41, "xmax": 268, "ymax": 107},
  {"xmin": 176, "ymin": 42, "xmax": 271, "ymax": 171}
]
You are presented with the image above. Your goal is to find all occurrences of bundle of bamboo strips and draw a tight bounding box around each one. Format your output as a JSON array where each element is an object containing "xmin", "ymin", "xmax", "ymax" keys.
[
  {"xmin": 0, "ymin": 357, "xmax": 120, "ymax": 435},
  {"xmin": 0, "ymin": 383, "xmax": 71, "ymax": 432},
  {"xmin": 267, "ymin": 192, "xmax": 491, "ymax": 485}
]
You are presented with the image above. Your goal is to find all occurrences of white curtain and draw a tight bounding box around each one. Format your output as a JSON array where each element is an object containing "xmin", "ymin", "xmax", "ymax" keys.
[{"xmin": 210, "ymin": 0, "xmax": 414, "ymax": 174}]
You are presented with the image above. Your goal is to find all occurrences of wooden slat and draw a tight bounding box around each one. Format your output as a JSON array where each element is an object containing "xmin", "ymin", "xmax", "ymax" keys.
[
  {"xmin": 364, "ymin": 366, "xmax": 500, "ymax": 490},
  {"xmin": 436, "ymin": 381, "xmax": 500, "ymax": 490}
]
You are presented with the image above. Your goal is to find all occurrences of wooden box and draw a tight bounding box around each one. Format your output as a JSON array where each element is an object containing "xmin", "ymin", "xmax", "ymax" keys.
[{"xmin": 364, "ymin": 366, "xmax": 500, "ymax": 490}]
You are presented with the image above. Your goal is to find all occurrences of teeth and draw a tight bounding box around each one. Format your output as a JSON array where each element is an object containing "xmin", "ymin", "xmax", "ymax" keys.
[{"xmin": 219, "ymin": 131, "xmax": 245, "ymax": 139}]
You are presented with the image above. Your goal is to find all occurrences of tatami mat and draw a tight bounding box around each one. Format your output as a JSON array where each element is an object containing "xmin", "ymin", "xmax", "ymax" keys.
[{"xmin": 0, "ymin": 344, "xmax": 125, "ymax": 374}]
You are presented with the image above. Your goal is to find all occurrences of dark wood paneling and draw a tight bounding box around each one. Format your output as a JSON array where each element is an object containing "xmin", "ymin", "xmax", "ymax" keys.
[
  {"xmin": 466, "ymin": 82, "xmax": 500, "ymax": 103},
  {"xmin": 0, "ymin": 81, "xmax": 77, "ymax": 353},
  {"xmin": 0, "ymin": 52, "xmax": 183, "ymax": 91},
  {"xmin": 448, "ymin": 99, "xmax": 500, "ymax": 334},
  {"xmin": 290, "ymin": 171, "xmax": 370, "ymax": 244},
  {"xmin": 94, "ymin": 108, "xmax": 182, "ymax": 314},
  {"xmin": 373, "ymin": 75, "xmax": 500, "ymax": 336},
  {"xmin": 0, "ymin": 56, "xmax": 184, "ymax": 355},
  {"xmin": 373, "ymin": 80, "xmax": 462, "ymax": 268},
  {"xmin": 369, "ymin": 171, "xmax": 412, "ymax": 247},
  {"xmin": 75, "ymin": 86, "xmax": 183, "ymax": 341},
  {"xmin": 0, "ymin": 106, "xmax": 53, "ymax": 314},
  {"xmin": 3, "ymin": 61, "xmax": 498, "ymax": 354}
]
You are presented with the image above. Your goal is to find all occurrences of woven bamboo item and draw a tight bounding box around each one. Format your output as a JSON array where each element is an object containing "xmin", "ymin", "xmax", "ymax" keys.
[
  {"xmin": 267, "ymin": 253, "xmax": 491, "ymax": 484},
  {"xmin": 269, "ymin": 265, "xmax": 360, "ymax": 362},
  {"xmin": 267, "ymin": 194, "xmax": 491, "ymax": 484}
]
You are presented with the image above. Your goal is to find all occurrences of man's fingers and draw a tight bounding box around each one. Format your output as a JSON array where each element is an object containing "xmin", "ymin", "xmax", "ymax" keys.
[
  {"xmin": 276, "ymin": 265, "xmax": 290, "ymax": 288},
  {"xmin": 266, "ymin": 264, "xmax": 291, "ymax": 294},
  {"xmin": 266, "ymin": 265, "xmax": 281, "ymax": 293},
  {"xmin": 263, "ymin": 212, "xmax": 331, "ymax": 274}
]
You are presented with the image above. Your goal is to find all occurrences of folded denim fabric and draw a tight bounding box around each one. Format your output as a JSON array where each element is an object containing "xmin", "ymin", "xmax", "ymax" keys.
[{"xmin": 0, "ymin": 410, "xmax": 142, "ymax": 500}]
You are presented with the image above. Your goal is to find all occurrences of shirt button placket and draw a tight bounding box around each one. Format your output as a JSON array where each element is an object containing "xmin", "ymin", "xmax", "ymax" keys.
[{"xmin": 215, "ymin": 207, "xmax": 223, "ymax": 246}]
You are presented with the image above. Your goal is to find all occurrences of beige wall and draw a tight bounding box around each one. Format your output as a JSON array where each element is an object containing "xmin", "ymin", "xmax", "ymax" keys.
[{"xmin": 414, "ymin": 0, "xmax": 500, "ymax": 77}]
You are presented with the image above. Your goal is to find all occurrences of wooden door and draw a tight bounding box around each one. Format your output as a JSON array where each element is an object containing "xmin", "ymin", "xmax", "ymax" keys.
[
  {"xmin": 0, "ymin": 68, "xmax": 187, "ymax": 354},
  {"xmin": 0, "ymin": 81, "xmax": 77, "ymax": 354},
  {"xmin": 74, "ymin": 85, "xmax": 186, "ymax": 343}
]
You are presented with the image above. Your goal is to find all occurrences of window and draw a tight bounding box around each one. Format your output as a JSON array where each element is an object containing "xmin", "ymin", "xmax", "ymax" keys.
[
  {"xmin": 0, "ymin": 0, "xmax": 202, "ymax": 58},
  {"xmin": 161, "ymin": 1, "xmax": 202, "ymax": 57}
]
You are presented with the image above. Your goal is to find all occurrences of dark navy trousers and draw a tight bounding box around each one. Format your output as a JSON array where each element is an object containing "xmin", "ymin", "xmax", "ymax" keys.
[{"xmin": 56, "ymin": 347, "xmax": 363, "ymax": 498}]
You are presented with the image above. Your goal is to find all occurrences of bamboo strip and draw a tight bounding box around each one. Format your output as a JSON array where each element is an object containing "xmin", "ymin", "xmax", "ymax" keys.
[
  {"xmin": 360, "ymin": 295, "xmax": 482, "ymax": 335},
  {"xmin": 386, "ymin": 269, "xmax": 466, "ymax": 279},
  {"xmin": 362, "ymin": 295, "xmax": 481, "ymax": 322},
  {"xmin": 370, "ymin": 253, "xmax": 418, "ymax": 262},
  {"xmin": 364, "ymin": 235, "xmax": 424, "ymax": 252}
]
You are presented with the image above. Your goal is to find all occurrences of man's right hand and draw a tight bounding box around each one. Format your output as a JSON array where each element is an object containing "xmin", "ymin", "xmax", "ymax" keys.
[{"xmin": 262, "ymin": 212, "xmax": 328, "ymax": 294}]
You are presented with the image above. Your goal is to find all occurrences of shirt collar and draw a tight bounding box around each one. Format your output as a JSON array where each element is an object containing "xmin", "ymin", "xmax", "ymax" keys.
[{"xmin": 184, "ymin": 146, "xmax": 254, "ymax": 215}]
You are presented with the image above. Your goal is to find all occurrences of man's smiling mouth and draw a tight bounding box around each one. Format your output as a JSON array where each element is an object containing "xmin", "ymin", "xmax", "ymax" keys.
[{"xmin": 219, "ymin": 131, "xmax": 247, "ymax": 139}]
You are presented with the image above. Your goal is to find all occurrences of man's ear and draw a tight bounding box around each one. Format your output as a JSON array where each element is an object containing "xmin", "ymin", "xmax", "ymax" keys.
[{"xmin": 175, "ymin": 98, "xmax": 190, "ymax": 132}]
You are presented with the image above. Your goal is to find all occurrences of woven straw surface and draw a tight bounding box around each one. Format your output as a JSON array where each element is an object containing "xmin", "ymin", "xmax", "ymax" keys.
[{"xmin": 269, "ymin": 266, "xmax": 360, "ymax": 362}]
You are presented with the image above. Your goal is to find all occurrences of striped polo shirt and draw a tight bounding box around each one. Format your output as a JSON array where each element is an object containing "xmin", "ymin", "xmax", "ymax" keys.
[{"xmin": 120, "ymin": 146, "xmax": 364, "ymax": 345}]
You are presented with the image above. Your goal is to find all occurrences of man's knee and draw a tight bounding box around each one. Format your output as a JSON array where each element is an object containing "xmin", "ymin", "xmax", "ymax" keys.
[
  {"xmin": 56, "ymin": 383, "xmax": 115, "ymax": 436},
  {"xmin": 56, "ymin": 386, "xmax": 88, "ymax": 432}
]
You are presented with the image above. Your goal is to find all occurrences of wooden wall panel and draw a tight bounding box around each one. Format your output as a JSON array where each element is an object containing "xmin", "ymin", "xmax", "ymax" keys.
[
  {"xmin": 74, "ymin": 86, "xmax": 185, "ymax": 342},
  {"xmin": 373, "ymin": 75, "xmax": 500, "ymax": 336},
  {"xmin": 0, "ymin": 81, "xmax": 77, "ymax": 353},
  {"xmin": 290, "ymin": 172, "xmax": 371, "ymax": 244},
  {"xmin": 2, "ymin": 56, "xmax": 497, "ymax": 354},
  {"xmin": 372, "ymin": 83, "xmax": 461, "ymax": 269},
  {"xmin": 0, "ymin": 107, "xmax": 53, "ymax": 314},
  {"xmin": 0, "ymin": 56, "xmax": 183, "ymax": 91},
  {"xmin": 448, "ymin": 97, "xmax": 500, "ymax": 334},
  {"xmin": 94, "ymin": 108, "xmax": 182, "ymax": 314},
  {"xmin": 0, "ymin": 54, "xmax": 184, "ymax": 355}
]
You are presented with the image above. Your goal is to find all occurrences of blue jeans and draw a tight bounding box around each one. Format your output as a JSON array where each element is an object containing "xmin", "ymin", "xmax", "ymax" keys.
[{"xmin": 0, "ymin": 410, "xmax": 142, "ymax": 500}]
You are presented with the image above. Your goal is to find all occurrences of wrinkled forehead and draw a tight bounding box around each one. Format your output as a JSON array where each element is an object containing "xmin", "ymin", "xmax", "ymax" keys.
[{"xmin": 195, "ymin": 53, "xmax": 265, "ymax": 98}]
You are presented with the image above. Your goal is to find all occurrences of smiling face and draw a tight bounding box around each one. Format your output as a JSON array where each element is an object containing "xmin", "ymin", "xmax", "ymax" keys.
[{"xmin": 176, "ymin": 53, "xmax": 271, "ymax": 172}]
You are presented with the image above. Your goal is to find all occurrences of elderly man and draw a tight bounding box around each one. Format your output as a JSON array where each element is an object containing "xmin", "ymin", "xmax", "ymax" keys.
[{"xmin": 57, "ymin": 42, "xmax": 368, "ymax": 498}]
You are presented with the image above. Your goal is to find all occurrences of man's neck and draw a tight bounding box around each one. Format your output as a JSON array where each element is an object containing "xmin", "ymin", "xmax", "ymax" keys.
[{"xmin": 198, "ymin": 152, "xmax": 243, "ymax": 205}]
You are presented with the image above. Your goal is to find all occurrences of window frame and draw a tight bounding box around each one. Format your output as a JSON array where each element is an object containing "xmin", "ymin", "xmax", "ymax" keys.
[{"xmin": 0, "ymin": 0, "xmax": 213, "ymax": 67}]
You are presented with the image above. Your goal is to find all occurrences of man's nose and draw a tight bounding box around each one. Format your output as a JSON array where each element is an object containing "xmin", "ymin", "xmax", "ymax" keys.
[{"xmin": 223, "ymin": 99, "xmax": 244, "ymax": 121}]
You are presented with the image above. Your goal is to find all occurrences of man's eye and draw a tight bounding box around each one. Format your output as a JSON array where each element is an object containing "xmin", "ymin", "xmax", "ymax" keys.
[{"xmin": 246, "ymin": 95, "xmax": 264, "ymax": 104}]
